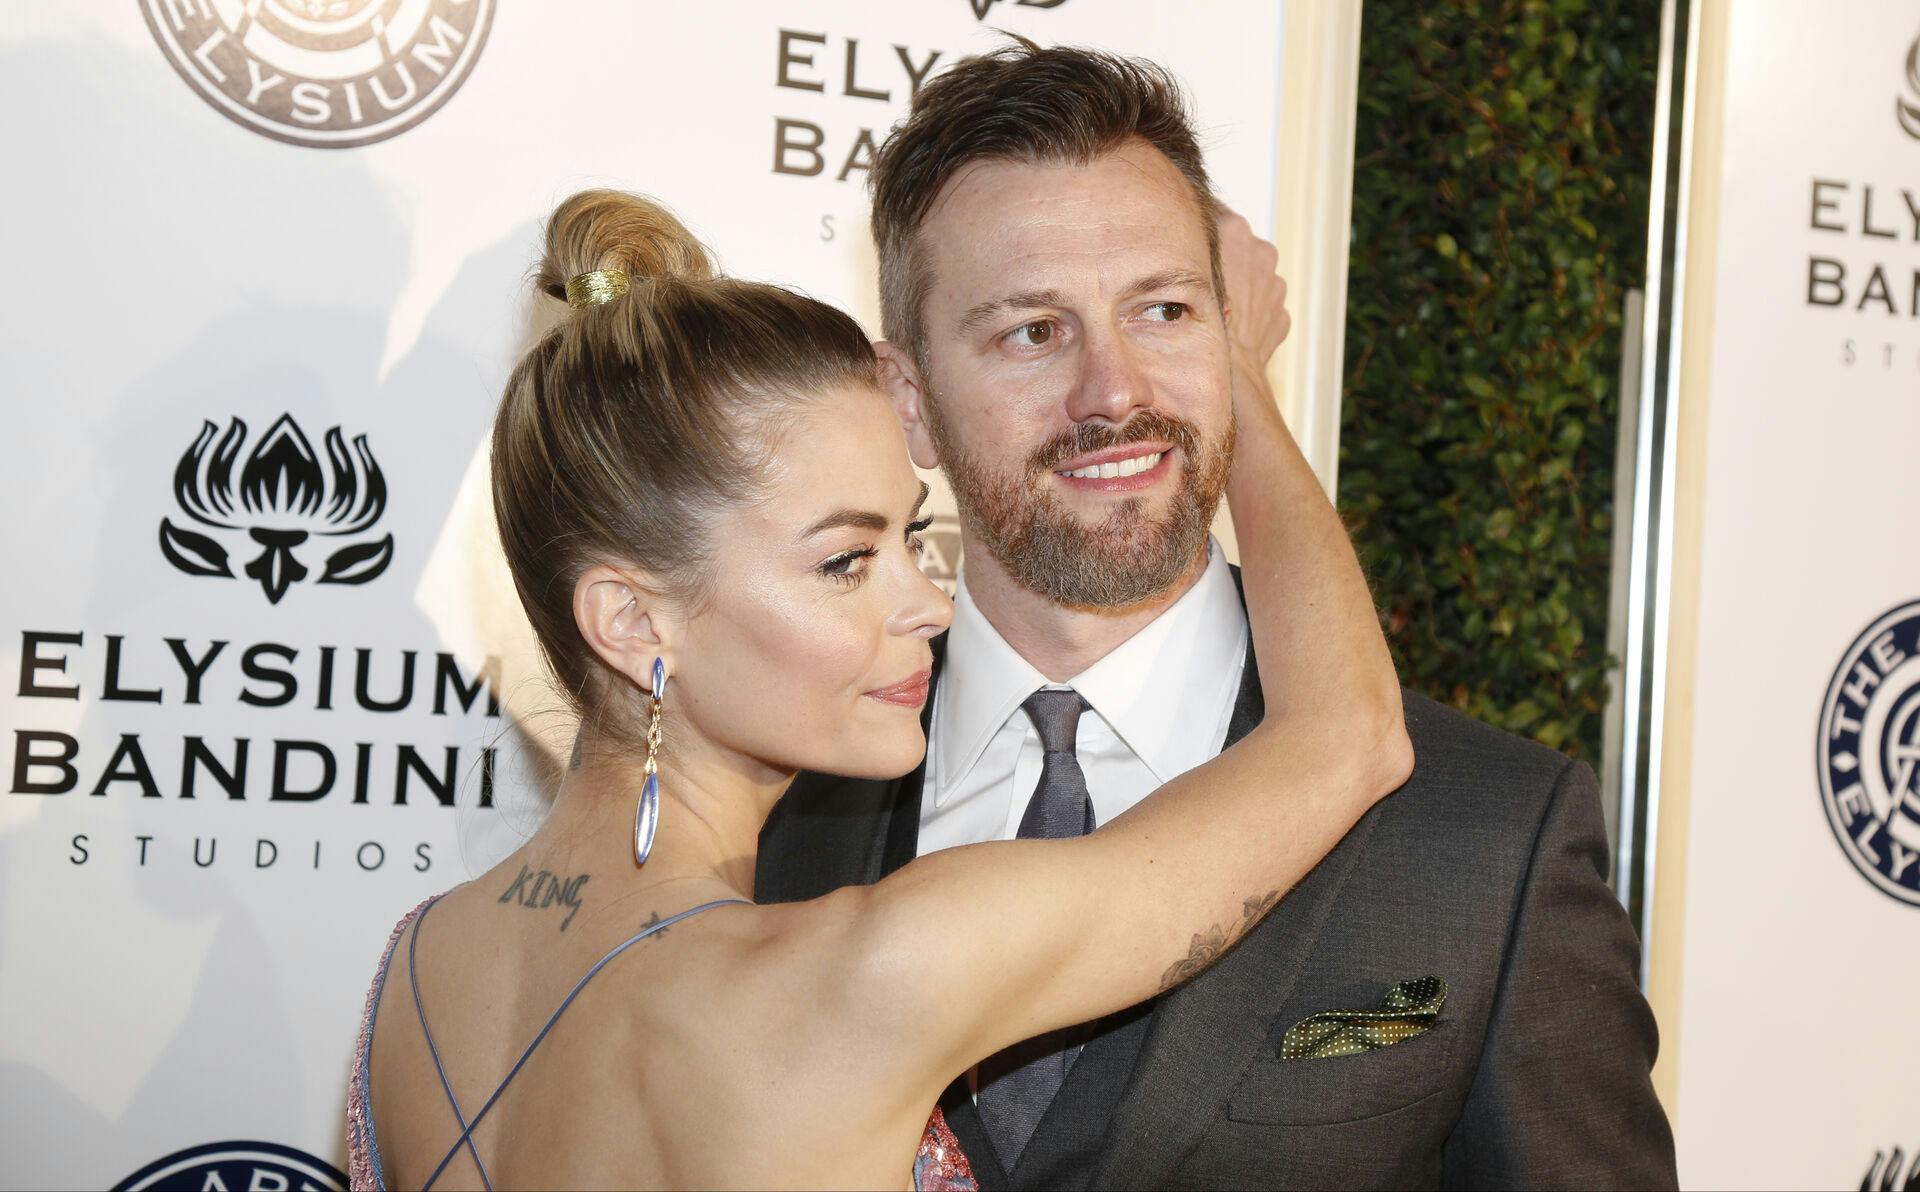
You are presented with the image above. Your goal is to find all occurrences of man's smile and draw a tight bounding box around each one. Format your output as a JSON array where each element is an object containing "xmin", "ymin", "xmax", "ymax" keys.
[{"xmin": 1053, "ymin": 443, "xmax": 1176, "ymax": 493}]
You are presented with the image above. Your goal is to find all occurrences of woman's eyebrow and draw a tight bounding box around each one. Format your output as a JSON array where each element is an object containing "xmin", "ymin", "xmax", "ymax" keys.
[
  {"xmin": 801, "ymin": 508, "xmax": 889, "ymax": 538},
  {"xmin": 801, "ymin": 484, "xmax": 931, "ymax": 540}
]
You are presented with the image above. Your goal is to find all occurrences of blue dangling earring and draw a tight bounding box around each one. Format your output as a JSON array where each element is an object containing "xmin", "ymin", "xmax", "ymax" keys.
[{"xmin": 634, "ymin": 657, "xmax": 664, "ymax": 867}]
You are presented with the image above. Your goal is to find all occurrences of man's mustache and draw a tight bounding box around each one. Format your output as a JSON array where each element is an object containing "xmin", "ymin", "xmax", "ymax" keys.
[{"xmin": 1027, "ymin": 410, "xmax": 1203, "ymax": 474}]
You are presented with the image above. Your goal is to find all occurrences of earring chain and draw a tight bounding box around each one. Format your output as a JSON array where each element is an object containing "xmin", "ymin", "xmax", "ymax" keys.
[{"xmin": 644, "ymin": 692, "xmax": 664, "ymax": 776}]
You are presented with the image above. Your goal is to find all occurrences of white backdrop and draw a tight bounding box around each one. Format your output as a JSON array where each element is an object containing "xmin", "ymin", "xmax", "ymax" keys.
[
  {"xmin": 0, "ymin": 3, "xmax": 1314, "ymax": 1188},
  {"xmin": 1654, "ymin": 2, "xmax": 1920, "ymax": 1187}
]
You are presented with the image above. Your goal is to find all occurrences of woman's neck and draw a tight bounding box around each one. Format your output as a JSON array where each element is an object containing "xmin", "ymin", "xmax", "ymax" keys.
[{"xmin": 534, "ymin": 728, "xmax": 792, "ymax": 903}]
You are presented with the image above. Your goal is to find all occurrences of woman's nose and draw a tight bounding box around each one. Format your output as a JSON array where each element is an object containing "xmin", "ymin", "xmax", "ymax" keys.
[{"xmin": 892, "ymin": 563, "xmax": 954, "ymax": 640}]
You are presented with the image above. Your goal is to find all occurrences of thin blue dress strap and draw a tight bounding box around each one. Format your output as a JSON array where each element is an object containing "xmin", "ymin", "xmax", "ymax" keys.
[
  {"xmin": 421, "ymin": 898, "xmax": 749, "ymax": 1191},
  {"xmin": 408, "ymin": 898, "xmax": 493, "ymax": 1192}
]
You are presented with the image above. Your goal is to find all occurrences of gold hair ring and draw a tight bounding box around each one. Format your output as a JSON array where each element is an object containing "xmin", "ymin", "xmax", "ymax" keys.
[{"xmin": 565, "ymin": 268, "xmax": 631, "ymax": 309}]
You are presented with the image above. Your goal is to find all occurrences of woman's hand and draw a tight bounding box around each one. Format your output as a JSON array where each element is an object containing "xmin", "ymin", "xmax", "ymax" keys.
[
  {"xmin": 1218, "ymin": 207, "xmax": 1291, "ymax": 435},
  {"xmin": 1218, "ymin": 222, "xmax": 1402, "ymax": 753},
  {"xmin": 1220, "ymin": 208, "xmax": 1290, "ymax": 365}
]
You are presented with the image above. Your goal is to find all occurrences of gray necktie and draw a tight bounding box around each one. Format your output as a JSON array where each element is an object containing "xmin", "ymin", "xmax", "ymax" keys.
[{"xmin": 975, "ymin": 688, "xmax": 1096, "ymax": 1171}]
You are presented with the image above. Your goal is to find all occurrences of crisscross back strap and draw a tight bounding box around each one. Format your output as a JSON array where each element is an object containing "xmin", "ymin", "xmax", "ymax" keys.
[
  {"xmin": 407, "ymin": 898, "xmax": 491, "ymax": 1190},
  {"xmin": 420, "ymin": 898, "xmax": 750, "ymax": 1191}
]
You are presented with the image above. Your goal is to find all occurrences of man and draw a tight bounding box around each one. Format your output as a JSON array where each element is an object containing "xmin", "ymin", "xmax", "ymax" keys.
[{"xmin": 757, "ymin": 41, "xmax": 1676, "ymax": 1190}]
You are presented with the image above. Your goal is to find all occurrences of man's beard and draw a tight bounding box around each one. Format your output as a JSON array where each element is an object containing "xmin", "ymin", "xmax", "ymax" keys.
[{"xmin": 929, "ymin": 405, "xmax": 1234, "ymax": 609}]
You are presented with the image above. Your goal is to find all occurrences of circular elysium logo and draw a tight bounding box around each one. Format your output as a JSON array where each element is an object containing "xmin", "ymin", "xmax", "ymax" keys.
[
  {"xmin": 1900, "ymin": 30, "xmax": 1920, "ymax": 141},
  {"xmin": 114, "ymin": 1140, "xmax": 346, "ymax": 1190},
  {"xmin": 1818, "ymin": 599, "xmax": 1920, "ymax": 907},
  {"xmin": 140, "ymin": 0, "xmax": 494, "ymax": 149}
]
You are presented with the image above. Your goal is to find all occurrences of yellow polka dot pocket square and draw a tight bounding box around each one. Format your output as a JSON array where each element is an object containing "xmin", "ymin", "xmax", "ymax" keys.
[{"xmin": 1277, "ymin": 976, "xmax": 1448, "ymax": 1061}]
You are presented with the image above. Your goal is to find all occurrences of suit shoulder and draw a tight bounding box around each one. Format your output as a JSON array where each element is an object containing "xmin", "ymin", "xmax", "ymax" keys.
[
  {"xmin": 1400, "ymin": 687, "xmax": 1578, "ymax": 786},
  {"xmin": 1317, "ymin": 691, "xmax": 1604, "ymax": 923},
  {"xmin": 1383, "ymin": 687, "xmax": 1588, "ymax": 838}
]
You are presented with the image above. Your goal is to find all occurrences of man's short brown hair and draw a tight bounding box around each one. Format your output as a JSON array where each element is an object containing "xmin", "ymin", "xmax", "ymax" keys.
[{"xmin": 869, "ymin": 38, "xmax": 1222, "ymax": 368}]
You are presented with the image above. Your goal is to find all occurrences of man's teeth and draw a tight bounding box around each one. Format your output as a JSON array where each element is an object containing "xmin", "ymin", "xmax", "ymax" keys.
[{"xmin": 1060, "ymin": 451, "xmax": 1164, "ymax": 480}]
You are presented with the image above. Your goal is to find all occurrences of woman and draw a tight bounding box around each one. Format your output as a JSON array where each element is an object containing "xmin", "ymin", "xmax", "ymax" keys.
[{"xmin": 348, "ymin": 189, "xmax": 1411, "ymax": 1189}]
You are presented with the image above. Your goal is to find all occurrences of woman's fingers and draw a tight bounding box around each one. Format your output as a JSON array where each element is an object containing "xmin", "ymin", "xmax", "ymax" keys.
[{"xmin": 1218, "ymin": 206, "xmax": 1291, "ymax": 366}]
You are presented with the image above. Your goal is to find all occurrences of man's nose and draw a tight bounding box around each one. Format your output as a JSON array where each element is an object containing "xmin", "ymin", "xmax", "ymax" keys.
[{"xmin": 1063, "ymin": 325, "xmax": 1152, "ymax": 425}]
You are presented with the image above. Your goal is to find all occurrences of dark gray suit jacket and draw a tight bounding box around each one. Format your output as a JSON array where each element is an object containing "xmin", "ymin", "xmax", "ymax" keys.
[{"xmin": 756, "ymin": 623, "xmax": 1677, "ymax": 1189}]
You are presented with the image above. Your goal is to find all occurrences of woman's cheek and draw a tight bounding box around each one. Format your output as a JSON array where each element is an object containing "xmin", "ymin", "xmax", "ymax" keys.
[
  {"xmin": 696, "ymin": 574, "xmax": 886, "ymax": 757},
  {"xmin": 795, "ymin": 612, "xmax": 879, "ymax": 707},
  {"xmin": 739, "ymin": 600, "xmax": 870, "ymax": 731}
]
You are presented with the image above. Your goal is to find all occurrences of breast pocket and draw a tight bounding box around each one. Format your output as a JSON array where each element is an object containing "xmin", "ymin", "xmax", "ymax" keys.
[{"xmin": 1225, "ymin": 1022, "xmax": 1454, "ymax": 1126}]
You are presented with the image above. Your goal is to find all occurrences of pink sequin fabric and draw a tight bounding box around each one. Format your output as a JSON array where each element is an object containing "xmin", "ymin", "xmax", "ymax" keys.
[
  {"xmin": 914, "ymin": 1108, "xmax": 980, "ymax": 1191},
  {"xmin": 346, "ymin": 898, "xmax": 434, "ymax": 1192},
  {"xmin": 345, "ymin": 898, "xmax": 979, "ymax": 1191}
]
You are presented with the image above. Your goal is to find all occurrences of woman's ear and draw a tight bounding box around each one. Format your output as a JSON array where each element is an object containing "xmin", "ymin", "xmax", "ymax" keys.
[
  {"xmin": 874, "ymin": 341, "xmax": 941, "ymax": 471},
  {"xmin": 573, "ymin": 564, "xmax": 673, "ymax": 693}
]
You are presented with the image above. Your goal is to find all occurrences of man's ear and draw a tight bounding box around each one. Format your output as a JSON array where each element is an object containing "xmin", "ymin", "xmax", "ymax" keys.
[
  {"xmin": 573, "ymin": 564, "xmax": 674, "ymax": 696},
  {"xmin": 874, "ymin": 340, "xmax": 941, "ymax": 471}
]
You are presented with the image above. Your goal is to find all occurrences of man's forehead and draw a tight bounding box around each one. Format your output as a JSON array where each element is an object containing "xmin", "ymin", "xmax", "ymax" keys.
[
  {"xmin": 917, "ymin": 144, "xmax": 1210, "ymax": 290},
  {"xmin": 926, "ymin": 141, "xmax": 1201, "ymax": 232}
]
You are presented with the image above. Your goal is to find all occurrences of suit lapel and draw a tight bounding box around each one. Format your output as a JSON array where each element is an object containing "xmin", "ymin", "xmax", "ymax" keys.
[
  {"xmin": 1089, "ymin": 809, "xmax": 1377, "ymax": 1189},
  {"xmin": 1009, "ymin": 1002, "xmax": 1154, "ymax": 1188},
  {"xmin": 1003, "ymin": 628, "xmax": 1266, "ymax": 1188},
  {"xmin": 938, "ymin": 1079, "xmax": 1011, "ymax": 1188},
  {"xmin": 1087, "ymin": 571, "xmax": 1373, "ymax": 1189}
]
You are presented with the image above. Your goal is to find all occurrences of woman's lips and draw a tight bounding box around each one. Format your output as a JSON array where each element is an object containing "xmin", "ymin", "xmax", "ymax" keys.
[{"xmin": 866, "ymin": 668, "xmax": 932, "ymax": 708}]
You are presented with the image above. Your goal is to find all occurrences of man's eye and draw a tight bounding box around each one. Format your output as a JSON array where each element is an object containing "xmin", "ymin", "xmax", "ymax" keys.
[
  {"xmin": 1006, "ymin": 320, "xmax": 1054, "ymax": 347},
  {"xmin": 1144, "ymin": 302, "xmax": 1189, "ymax": 322}
]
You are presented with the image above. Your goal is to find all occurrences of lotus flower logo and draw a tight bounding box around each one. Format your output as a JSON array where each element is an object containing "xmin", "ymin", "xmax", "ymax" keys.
[
  {"xmin": 1863, "ymin": 1142, "xmax": 1919, "ymax": 1192},
  {"xmin": 1901, "ymin": 33, "xmax": 1920, "ymax": 142},
  {"xmin": 968, "ymin": 0, "xmax": 1066, "ymax": 20},
  {"xmin": 158, "ymin": 414, "xmax": 394, "ymax": 604}
]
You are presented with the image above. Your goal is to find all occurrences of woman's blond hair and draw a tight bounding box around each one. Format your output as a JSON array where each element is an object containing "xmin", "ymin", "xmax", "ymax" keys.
[{"xmin": 492, "ymin": 189, "xmax": 877, "ymax": 727}]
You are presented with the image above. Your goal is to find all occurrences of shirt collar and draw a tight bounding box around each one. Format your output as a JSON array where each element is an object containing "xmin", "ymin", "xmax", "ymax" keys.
[
  {"xmin": 930, "ymin": 576, "xmax": 1050, "ymax": 807},
  {"xmin": 931, "ymin": 540, "xmax": 1248, "ymax": 804}
]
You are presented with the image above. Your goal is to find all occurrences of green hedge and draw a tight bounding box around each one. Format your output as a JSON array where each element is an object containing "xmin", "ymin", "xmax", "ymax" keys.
[{"xmin": 1339, "ymin": 0, "xmax": 1658, "ymax": 762}]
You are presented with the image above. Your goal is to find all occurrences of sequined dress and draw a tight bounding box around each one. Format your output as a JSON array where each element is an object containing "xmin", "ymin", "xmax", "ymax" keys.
[{"xmin": 347, "ymin": 897, "xmax": 977, "ymax": 1191}]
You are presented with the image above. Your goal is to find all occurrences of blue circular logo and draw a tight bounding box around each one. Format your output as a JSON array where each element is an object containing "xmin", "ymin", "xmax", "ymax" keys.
[
  {"xmin": 1818, "ymin": 599, "xmax": 1920, "ymax": 907},
  {"xmin": 114, "ymin": 1140, "xmax": 345, "ymax": 1191}
]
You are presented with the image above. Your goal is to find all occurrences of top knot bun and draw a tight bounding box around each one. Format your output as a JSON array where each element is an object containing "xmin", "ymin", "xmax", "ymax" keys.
[{"xmin": 536, "ymin": 189, "xmax": 716, "ymax": 305}]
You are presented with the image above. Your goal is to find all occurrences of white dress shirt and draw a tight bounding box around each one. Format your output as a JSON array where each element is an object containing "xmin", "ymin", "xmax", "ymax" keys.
[{"xmin": 918, "ymin": 540, "xmax": 1250, "ymax": 855}]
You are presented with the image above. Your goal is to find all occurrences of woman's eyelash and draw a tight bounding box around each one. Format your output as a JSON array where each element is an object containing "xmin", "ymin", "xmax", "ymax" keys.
[
  {"xmin": 819, "ymin": 547, "xmax": 877, "ymax": 583},
  {"xmin": 821, "ymin": 519, "xmax": 932, "ymax": 582}
]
